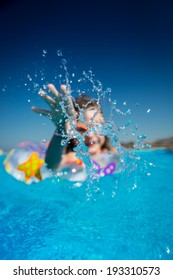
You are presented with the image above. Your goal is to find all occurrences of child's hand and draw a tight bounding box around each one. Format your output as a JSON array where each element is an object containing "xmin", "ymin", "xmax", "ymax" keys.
[{"xmin": 32, "ymin": 84, "xmax": 77, "ymax": 133}]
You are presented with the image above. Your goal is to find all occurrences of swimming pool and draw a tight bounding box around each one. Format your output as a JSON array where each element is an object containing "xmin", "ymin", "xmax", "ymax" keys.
[{"xmin": 0, "ymin": 149, "xmax": 172, "ymax": 260}]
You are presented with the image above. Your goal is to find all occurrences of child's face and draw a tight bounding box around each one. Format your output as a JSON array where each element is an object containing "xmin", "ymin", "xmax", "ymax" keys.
[{"xmin": 77, "ymin": 107, "xmax": 106, "ymax": 155}]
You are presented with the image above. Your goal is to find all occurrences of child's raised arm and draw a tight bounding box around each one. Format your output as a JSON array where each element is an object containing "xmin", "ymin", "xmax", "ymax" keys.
[{"xmin": 32, "ymin": 84, "xmax": 77, "ymax": 171}]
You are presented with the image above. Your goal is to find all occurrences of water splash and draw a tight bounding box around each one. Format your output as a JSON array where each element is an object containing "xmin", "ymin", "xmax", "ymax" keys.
[{"xmin": 22, "ymin": 51, "xmax": 151, "ymax": 193}]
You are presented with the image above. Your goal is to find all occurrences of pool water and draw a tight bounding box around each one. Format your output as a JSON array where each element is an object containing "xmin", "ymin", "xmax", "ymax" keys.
[{"xmin": 0, "ymin": 150, "xmax": 173, "ymax": 260}]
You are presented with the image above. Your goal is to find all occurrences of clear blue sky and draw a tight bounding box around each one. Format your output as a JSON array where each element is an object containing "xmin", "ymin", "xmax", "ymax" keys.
[{"xmin": 0, "ymin": 0, "xmax": 173, "ymax": 150}]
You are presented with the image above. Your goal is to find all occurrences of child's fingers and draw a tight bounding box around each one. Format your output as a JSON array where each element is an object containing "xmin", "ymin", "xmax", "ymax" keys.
[
  {"xmin": 39, "ymin": 90, "xmax": 56, "ymax": 108},
  {"xmin": 31, "ymin": 106, "xmax": 51, "ymax": 117},
  {"xmin": 60, "ymin": 85, "xmax": 76, "ymax": 118},
  {"xmin": 47, "ymin": 84, "xmax": 61, "ymax": 100}
]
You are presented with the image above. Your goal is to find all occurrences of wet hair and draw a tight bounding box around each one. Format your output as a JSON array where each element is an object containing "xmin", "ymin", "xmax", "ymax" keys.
[
  {"xmin": 65, "ymin": 94, "xmax": 115, "ymax": 153},
  {"xmin": 74, "ymin": 94, "xmax": 103, "ymax": 117}
]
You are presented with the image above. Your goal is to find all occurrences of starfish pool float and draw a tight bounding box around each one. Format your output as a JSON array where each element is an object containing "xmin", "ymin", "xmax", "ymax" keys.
[{"xmin": 17, "ymin": 152, "xmax": 44, "ymax": 183}]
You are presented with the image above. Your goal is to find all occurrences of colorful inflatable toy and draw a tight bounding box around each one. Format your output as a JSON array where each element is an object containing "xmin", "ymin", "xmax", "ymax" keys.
[
  {"xmin": 4, "ymin": 142, "xmax": 120, "ymax": 183},
  {"xmin": 4, "ymin": 142, "xmax": 51, "ymax": 184}
]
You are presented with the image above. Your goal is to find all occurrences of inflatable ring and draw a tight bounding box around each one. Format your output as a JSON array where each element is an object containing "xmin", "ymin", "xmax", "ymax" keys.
[{"xmin": 4, "ymin": 142, "xmax": 51, "ymax": 184}]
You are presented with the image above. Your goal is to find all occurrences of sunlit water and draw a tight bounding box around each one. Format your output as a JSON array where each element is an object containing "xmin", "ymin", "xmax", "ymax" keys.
[{"xmin": 0, "ymin": 149, "xmax": 173, "ymax": 260}]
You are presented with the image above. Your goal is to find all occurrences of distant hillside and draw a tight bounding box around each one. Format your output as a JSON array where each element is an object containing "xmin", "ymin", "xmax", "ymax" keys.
[
  {"xmin": 121, "ymin": 137, "xmax": 173, "ymax": 150},
  {"xmin": 150, "ymin": 137, "xmax": 173, "ymax": 150}
]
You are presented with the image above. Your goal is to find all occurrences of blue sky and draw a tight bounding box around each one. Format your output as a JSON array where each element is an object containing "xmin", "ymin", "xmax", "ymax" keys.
[{"xmin": 0, "ymin": 0, "xmax": 173, "ymax": 149}]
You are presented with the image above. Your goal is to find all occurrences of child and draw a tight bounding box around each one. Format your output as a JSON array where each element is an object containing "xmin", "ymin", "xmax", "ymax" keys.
[
  {"xmin": 4, "ymin": 84, "xmax": 120, "ymax": 183},
  {"xmin": 32, "ymin": 84, "xmax": 119, "ymax": 178}
]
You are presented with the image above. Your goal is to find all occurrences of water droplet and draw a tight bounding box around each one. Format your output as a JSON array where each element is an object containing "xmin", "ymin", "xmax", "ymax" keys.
[
  {"xmin": 34, "ymin": 83, "xmax": 39, "ymax": 89},
  {"xmin": 57, "ymin": 50, "xmax": 62, "ymax": 56},
  {"xmin": 62, "ymin": 58, "xmax": 67, "ymax": 65},
  {"xmin": 2, "ymin": 87, "xmax": 6, "ymax": 92},
  {"xmin": 42, "ymin": 49, "xmax": 47, "ymax": 57},
  {"xmin": 111, "ymin": 191, "xmax": 116, "ymax": 198},
  {"xmin": 113, "ymin": 99, "xmax": 117, "ymax": 105},
  {"xmin": 116, "ymin": 108, "xmax": 122, "ymax": 114},
  {"xmin": 119, "ymin": 126, "xmax": 125, "ymax": 130},
  {"xmin": 27, "ymin": 74, "xmax": 32, "ymax": 81},
  {"xmin": 134, "ymin": 124, "xmax": 138, "ymax": 130},
  {"xmin": 61, "ymin": 139, "xmax": 66, "ymax": 146},
  {"xmin": 125, "ymin": 109, "xmax": 131, "ymax": 115},
  {"xmin": 123, "ymin": 101, "xmax": 126, "ymax": 105},
  {"xmin": 146, "ymin": 172, "xmax": 151, "ymax": 176},
  {"xmin": 27, "ymin": 99, "xmax": 31, "ymax": 103},
  {"xmin": 147, "ymin": 108, "xmax": 151, "ymax": 113},
  {"xmin": 125, "ymin": 119, "xmax": 132, "ymax": 126},
  {"xmin": 137, "ymin": 134, "xmax": 147, "ymax": 140},
  {"xmin": 137, "ymin": 157, "xmax": 141, "ymax": 162},
  {"xmin": 42, "ymin": 139, "xmax": 47, "ymax": 143},
  {"xmin": 166, "ymin": 247, "xmax": 170, "ymax": 254},
  {"xmin": 146, "ymin": 143, "xmax": 151, "ymax": 148}
]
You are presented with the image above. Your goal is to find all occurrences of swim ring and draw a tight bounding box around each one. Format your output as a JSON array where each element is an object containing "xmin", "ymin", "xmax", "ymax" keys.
[
  {"xmin": 4, "ymin": 142, "xmax": 120, "ymax": 183},
  {"xmin": 4, "ymin": 142, "xmax": 51, "ymax": 184}
]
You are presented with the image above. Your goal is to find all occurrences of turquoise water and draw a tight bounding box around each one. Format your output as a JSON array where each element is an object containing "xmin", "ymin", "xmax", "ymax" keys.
[{"xmin": 0, "ymin": 150, "xmax": 173, "ymax": 260}]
